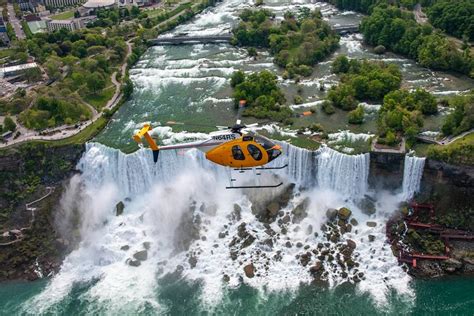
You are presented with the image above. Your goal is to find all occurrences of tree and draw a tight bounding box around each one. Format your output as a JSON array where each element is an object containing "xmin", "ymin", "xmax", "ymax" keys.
[
  {"xmin": 23, "ymin": 67, "xmax": 42, "ymax": 83},
  {"xmin": 348, "ymin": 106, "xmax": 364, "ymax": 124},
  {"xmin": 4, "ymin": 116, "xmax": 16, "ymax": 132},
  {"xmin": 332, "ymin": 55, "xmax": 350, "ymax": 73},
  {"xmin": 230, "ymin": 70, "xmax": 245, "ymax": 88},
  {"xmin": 322, "ymin": 100, "xmax": 335, "ymax": 114},
  {"xmin": 86, "ymin": 72, "xmax": 106, "ymax": 94},
  {"xmin": 131, "ymin": 6, "xmax": 140, "ymax": 17}
]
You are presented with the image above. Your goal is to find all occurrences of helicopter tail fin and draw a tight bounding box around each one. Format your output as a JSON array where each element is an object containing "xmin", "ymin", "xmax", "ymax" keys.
[{"xmin": 132, "ymin": 124, "xmax": 160, "ymax": 163}]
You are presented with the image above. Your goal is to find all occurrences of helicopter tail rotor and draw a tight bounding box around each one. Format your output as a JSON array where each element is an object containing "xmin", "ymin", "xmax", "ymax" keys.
[{"xmin": 133, "ymin": 124, "xmax": 160, "ymax": 163}]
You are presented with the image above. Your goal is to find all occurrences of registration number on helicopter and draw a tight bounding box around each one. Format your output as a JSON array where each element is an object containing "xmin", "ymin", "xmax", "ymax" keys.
[{"xmin": 212, "ymin": 134, "xmax": 237, "ymax": 141}]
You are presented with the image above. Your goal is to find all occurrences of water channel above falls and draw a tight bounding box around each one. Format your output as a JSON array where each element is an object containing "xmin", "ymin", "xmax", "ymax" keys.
[{"xmin": 94, "ymin": 0, "xmax": 473, "ymax": 151}]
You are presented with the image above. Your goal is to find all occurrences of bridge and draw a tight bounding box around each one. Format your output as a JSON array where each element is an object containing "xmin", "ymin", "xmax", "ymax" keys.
[{"xmin": 149, "ymin": 24, "xmax": 360, "ymax": 46}]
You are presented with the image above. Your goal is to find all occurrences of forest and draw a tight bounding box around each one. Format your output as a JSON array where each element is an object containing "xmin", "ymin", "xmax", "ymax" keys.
[
  {"xmin": 233, "ymin": 8, "xmax": 339, "ymax": 78},
  {"xmin": 360, "ymin": 5, "xmax": 473, "ymax": 77}
]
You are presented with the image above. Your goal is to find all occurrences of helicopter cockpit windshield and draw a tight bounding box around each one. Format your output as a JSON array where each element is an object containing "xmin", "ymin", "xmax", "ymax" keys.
[{"xmin": 254, "ymin": 135, "xmax": 281, "ymax": 162}]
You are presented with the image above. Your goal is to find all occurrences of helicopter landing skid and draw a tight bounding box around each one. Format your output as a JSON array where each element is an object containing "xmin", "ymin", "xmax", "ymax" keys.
[{"xmin": 226, "ymin": 165, "xmax": 287, "ymax": 189}]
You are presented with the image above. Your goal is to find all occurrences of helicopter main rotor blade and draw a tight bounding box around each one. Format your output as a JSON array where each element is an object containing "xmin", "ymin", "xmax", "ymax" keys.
[{"xmin": 161, "ymin": 121, "xmax": 221, "ymax": 129}]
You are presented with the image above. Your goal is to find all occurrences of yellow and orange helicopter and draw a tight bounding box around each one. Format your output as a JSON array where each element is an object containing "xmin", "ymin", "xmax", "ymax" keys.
[{"xmin": 132, "ymin": 101, "xmax": 287, "ymax": 189}]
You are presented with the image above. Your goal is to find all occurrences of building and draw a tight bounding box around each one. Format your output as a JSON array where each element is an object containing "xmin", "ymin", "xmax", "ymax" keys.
[
  {"xmin": 45, "ymin": 18, "xmax": 78, "ymax": 31},
  {"xmin": 0, "ymin": 63, "xmax": 39, "ymax": 78},
  {"xmin": 27, "ymin": 19, "xmax": 47, "ymax": 34},
  {"xmin": 82, "ymin": 0, "xmax": 115, "ymax": 9},
  {"xmin": 44, "ymin": 0, "xmax": 86, "ymax": 9},
  {"xmin": 18, "ymin": 0, "xmax": 47, "ymax": 13}
]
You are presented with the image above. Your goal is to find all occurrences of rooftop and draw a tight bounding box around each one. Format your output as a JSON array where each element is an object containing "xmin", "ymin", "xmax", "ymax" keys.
[
  {"xmin": 83, "ymin": 0, "xmax": 115, "ymax": 8},
  {"xmin": 0, "ymin": 63, "xmax": 39, "ymax": 76}
]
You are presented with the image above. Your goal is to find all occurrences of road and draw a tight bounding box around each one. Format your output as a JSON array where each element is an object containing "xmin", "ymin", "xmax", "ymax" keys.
[{"xmin": 6, "ymin": 3, "xmax": 26, "ymax": 40}]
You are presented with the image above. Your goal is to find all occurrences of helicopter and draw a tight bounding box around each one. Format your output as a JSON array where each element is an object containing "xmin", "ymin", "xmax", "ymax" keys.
[{"xmin": 132, "ymin": 101, "xmax": 288, "ymax": 189}]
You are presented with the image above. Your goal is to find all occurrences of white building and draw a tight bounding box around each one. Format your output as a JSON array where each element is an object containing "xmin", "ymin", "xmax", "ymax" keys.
[
  {"xmin": 46, "ymin": 19, "xmax": 78, "ymax": 31},
  {"xmin": 0, "ymin": 63, "xmax": 39, "ymax": 78},
  {"xmin": 44, "ymin": 0, "xmax": 86, "ymax": 9},
  {"xmin": 82, "ymin": 0, "xmax": 115, "ymax": 9}
]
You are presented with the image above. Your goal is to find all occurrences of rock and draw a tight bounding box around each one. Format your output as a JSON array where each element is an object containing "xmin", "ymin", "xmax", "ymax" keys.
[
  {"xmin": 267, "ymin": 202, "xmax": 280, "ymax": 216},
  {"xmin": 442, "ymin": 258, "xmax": 462, "ymax": 273},
  {"xmin": 133, "ymin": 250, "xmax": 148, "ymax": 261},
  {"xmin": 242, "ymin": 235, "xmax": 256, "ymax": 248},
  {"xmin": 285, "ymin": 241, "xmax": 292, "ymax": 248},
  {"xmin": 143, "ymin": 242, "xmax": 151, "ymax": 250},
  {"xmin": 306, "ymin": 225, "xmax": 313, "ymax": 235},
  {"xmin": 346, "ymin": 239, "xmax": 357, "ymax": 249},
  {"xmin": 462, "ymin": 258, "xmax": 474, "ymax": 273},
  {"xmin": 366, "ymin": 221, "xmax": 377, "ymax": 227},
  {"xmin": 310, "ymin": 261, "xmax": 323, "ymax": 273},
  {"xmin": 120, "ymin": 245, "xmax": 130, "ymax": 251},
  {"xmin": 222, "ymin": 274, "xmax": 230, "ymax": 282},
  {"xmin": 337, "ymin": 207, "xmax": 352, "ymax": 221},
  {"xmin": 263, "ymin": 238, "xmax": 273, "ymax": 248},
  {"xmin": 244, "ymin": 263, "xmax": 255, "ymax": 278},
  {"xmin": 116, "ymin": 201, "xmax": 125, "ymax": 216},
  {"xmin": 188, "ymin": 255, "xmax": 197, "ymax": 268},
  {"xmin": 281, "ymin": 214, "xmax": 291, "ymax": 224},
  {"xmin": 345, "ymin": 224, "xmax": 352, "ymax": 233},
  {"xmin": 292, "ymin": 198, "xmax": 310, "ymax": 223},
  {"xmin": 237, "ymin": 223, "xmax": 248, "ymax": 239},
  {"xmin": 358, "ymin": 196, "xmax": 376, "ymax": 215},
  {"xmin": 231, "ymin": 204, "xmax": 242, "ymax": 221},
  {"xmin": 326, "ymin": 208, "xmax": 338, "ymax": 221},
  {"xmin": 230, "ymin": 251, "xmax": 238, "ymax": 260},
  {"xmin": 128, "ymin": 259, "xmax": 141, "ymax": 267},
  {"xmin": 296, "ymin": 242, "xmax": 303, "ymax": 248},
  {"xmin": 350, "ymin": 218, "xmax": 358, "ymax": 226},
  {"xmin": 300, "ymin": 253, "xmax": 311, "ymax": 267},
  {"xmin": 368, "ymin": 235, "xmax": 375, "ymax": 242}
]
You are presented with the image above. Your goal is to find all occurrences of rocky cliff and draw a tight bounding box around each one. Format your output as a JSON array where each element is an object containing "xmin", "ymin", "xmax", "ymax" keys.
[{"xmin": 0, "ymin": 143, "xmax": 84, "ymax": 281}]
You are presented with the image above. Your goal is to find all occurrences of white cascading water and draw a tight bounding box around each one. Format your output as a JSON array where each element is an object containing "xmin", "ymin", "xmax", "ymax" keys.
[
  {"xmin": 401, "ymin": 155, "xmax": 426, "ymax": 200},
  {"xmin": 317, "ymin": 146, "xmax": 370, "ymax": 196},
  {"xmin": 23, "ymin": 141, "xmax": 415, "ymax": 313}
]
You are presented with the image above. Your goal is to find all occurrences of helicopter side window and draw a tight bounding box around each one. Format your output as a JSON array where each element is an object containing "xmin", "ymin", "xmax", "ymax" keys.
[
  {"xmin": 232, "ymin": 145, "xmax": 245, "ymax": 160},
  {"xmin": 247, "ymin": 144, "xmax": 262, "ymax": 161}
]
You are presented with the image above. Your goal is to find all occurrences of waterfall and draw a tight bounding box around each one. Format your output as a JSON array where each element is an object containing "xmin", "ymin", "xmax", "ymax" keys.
[
  {"xmin": 401, "ymin": 155, "xmax": 425, "ymax": 200},
  {"xmin": 316, "ymin": 146, "xmax": 370, "ymax": 197},
  {"xmin": 77, "ymin": 142, "xmax": 223, "ymax": 196},
  {"xmin": 78, "ymin": 142, "xmax": 370, "ymax": 197}
]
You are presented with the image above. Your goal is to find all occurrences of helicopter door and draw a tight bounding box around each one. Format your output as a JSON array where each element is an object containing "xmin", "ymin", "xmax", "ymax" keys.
[
  {"xmin": 232, "ymin": 145, "xmax": 245, "ymax": 160},
  {"xmin": 247, "ymin": 144, "xmax": 262, "ymax": 161}
]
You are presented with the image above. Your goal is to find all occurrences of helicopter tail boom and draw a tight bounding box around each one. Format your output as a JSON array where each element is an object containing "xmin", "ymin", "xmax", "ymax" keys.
[{"xmin": 133, "ymin": 124, "xmax": 160, "ymax": 163}]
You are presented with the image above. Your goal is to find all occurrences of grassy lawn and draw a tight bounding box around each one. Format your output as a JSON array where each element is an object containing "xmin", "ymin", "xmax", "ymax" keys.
[
  {"xmin": 0, "ymin": 48, "xmax": 14, "ymax": 64},
  {"xmin": 146, "ymin": 8, "xmax": 165, "ymax": 18},
  {"xmin": 50, "ymin": 10, "xmax": 74, "ymax": 20},
  {"xmin": 83, "ymin": 86, "xmax": 116, "ymax": 110}
]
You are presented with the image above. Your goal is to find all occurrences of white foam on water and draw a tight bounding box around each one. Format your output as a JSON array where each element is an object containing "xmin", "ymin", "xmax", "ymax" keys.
[{"xmin": 327, "ymin": 130, "xmax": 374, "ymax": 144}]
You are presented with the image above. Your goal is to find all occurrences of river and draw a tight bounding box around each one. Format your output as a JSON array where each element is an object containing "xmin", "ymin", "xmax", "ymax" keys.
[{"xmin": 1, "ymin": 0, "xmax": 474, "ymax": 314}]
